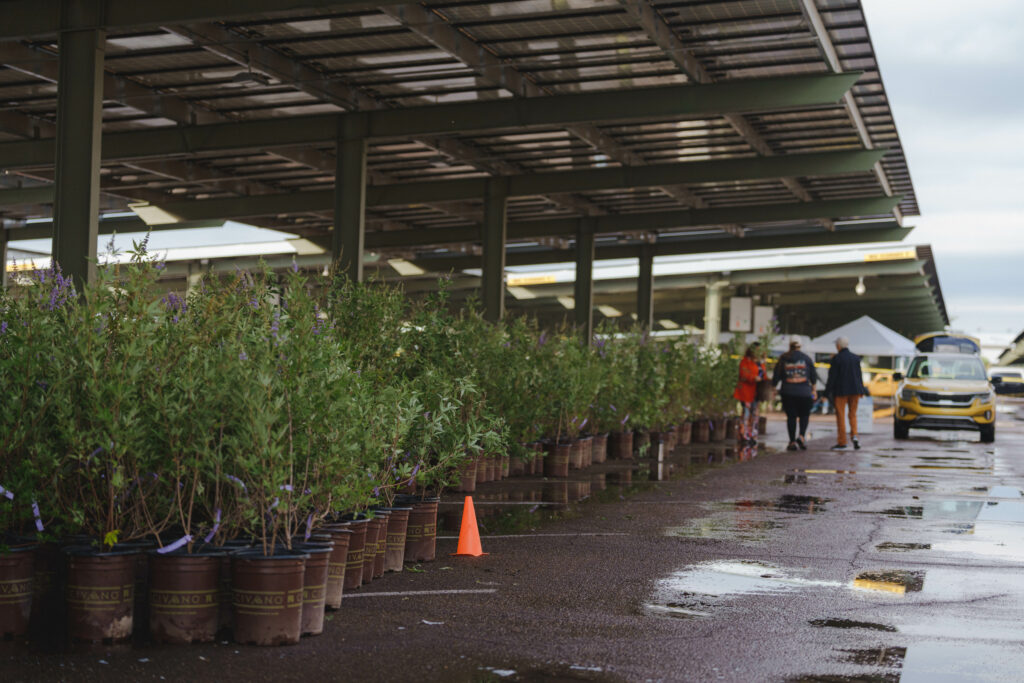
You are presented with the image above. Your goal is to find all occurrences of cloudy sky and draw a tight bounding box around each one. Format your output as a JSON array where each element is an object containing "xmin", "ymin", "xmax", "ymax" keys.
[{"xmin": 860, "ymin": 0, "xmax": 1024, "ymax": 350}]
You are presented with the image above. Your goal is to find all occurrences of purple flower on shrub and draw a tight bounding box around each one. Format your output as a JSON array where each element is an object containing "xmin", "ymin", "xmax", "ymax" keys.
[
  {"xmin": 291, "ymin": 261, "xmax": 299, "ymax": 273},
  {"xmin": 538, "ymin": 332, "xmax": 548, "ymax": 347},
  {"xmin": 0, "ymin": 321, "xmax": 6, "ymax": 334},
  {"xmin": 239, "ymin": 351, "xmax": 249, "ymax": 361}
]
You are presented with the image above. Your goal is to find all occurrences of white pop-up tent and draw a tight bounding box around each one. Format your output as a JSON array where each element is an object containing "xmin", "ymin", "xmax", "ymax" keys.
[{"xmin": 808, "ymin": 315, "xmax": 916, "ymax": 357}]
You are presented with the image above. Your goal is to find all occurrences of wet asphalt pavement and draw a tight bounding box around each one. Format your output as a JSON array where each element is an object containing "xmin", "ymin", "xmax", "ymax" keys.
[{"xmin": 4, "ymin": 399, "xmax": 1024, "ymax": 682}]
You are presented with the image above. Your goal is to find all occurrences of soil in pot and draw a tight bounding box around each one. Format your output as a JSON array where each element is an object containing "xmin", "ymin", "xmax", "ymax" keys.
[
  {"xmin": 0, "ymin": 545, "xmax": 35, "ymax": 640},
  {"xmin": 294, "ymin": 544, "xmax": 331, "ymax": 637},
  {"xmin": 321, "ymin": 527, "xmax": 351, "ymax": 609},
  {"xmin": 148, "ymin": 548, "xmax": 224, "ymax": 644},
  {"xmin": 231, "ymin": 548, "xmax": 307, "ymax": 646},
  {"xmin": 543, "ymin": 441, "xmax": 570, "ymax": 478},
  {"xmin": 399, "ymin": 496, "xmax": 439, "ymax": 563},
  {"xmin": 608, "ymin": 431, "xmax": 634, "ymax": 460},
  {"xmin": 592, "ymin": 434, "xmax": 609, "ymax": 464},
  {"xmin": 457, "ymin": 458, "xmax": 477, "ymax": 493},
  {"xmin": 381, "ymin": 508, "xmax": 411, "ymax": 572},
  {"xmin": 64, "ymin": 546, "xmax": 139, "ymax": 643}
]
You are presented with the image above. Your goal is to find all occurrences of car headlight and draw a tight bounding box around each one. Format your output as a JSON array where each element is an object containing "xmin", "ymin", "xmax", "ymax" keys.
[
  {"xmin": 900, "ymin": 388, "xmax": 918, "ymax": 401},
  {"xmin": 976, "ymin": 391, "xmax": 995, "ymax": 404}
]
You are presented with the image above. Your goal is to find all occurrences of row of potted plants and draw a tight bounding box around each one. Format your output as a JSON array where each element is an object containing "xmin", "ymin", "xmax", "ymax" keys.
[{"xmin": 0, "ymin": 245, "xmax": 742, "ymax": 645}]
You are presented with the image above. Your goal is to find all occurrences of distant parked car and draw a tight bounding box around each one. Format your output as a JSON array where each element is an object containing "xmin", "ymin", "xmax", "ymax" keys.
[
  {"xmin": 913, "ymin": 332, "xmax": 981, "ymax": 355},
  {"xmin": 990, "ymin": 367, "xmax": 1024, "ymax": 396},
  {"xmin": 894, "ymin": 353, "xmax": 996, "ymax": 443},
  {"xmin": 866, "ymin": 371, "xmax": 898, "ymax": 399}
]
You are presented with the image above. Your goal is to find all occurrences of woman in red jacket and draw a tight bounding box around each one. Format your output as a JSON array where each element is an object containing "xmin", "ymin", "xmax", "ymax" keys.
[{"xmin": 733, "ymin": 342, "xmax": 767, "ymax": 447}]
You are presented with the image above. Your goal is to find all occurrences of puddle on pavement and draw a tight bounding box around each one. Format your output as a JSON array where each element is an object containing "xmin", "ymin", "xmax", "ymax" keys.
[
  {"xmin": 473, "ymin": 663, "xmax": 619, "ymax": 682},
  {"xmin": 728, "ymin": 495, "xmax": 831, "ymax": 514},
  {"xmin": 853, "ymin": 570, "xmax": 925, "ymax": 594},
  {"xmin": 865, "ymin": 500, "xmax": 983, "ymax": 521},
  {"xmin": 646, "ymin": 561, "xmax": 845, "ymax": 619},
  {"xmin": 875, "ymin": 542, "xmax": 931, "ymax": 552},
  {"xmin": 841, "ymin": 646, "xmax": 908, "ymax": 668},
  {"xmin": 784, "ymin": 470, "xmax": 856, "ymax": 485},
  {"xmin": 666, "ymin": 518, "xmax": 788, "ymax": 545},
  {"xmin": 810, "ymin": 618, "xmax": 897, "ymax": 632}
]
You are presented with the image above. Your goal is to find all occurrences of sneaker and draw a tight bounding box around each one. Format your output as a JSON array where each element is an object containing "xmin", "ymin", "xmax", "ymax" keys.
[
  {"xmin": 786, "ymin": 442, "xmax": 798, "ymax": 451},
  {"xmin": 830, "ymin": 443, "xmax": 847, "ymax": 450},
  {"xmin": 852, "ymin": 438, "xmax": 861, "ymax": 450},
  {"xmin": 796, "ymin": 437, "xmax": 807, "ymax": 450}
]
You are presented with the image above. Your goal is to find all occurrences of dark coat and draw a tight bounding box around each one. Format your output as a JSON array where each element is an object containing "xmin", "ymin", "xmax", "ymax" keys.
[
  {"xmin": 825, "ymin": 347, "xmax": 867, "ymax": 398},
  {"xmin": 772, "ymin": 350, "xmax": 817, "ymax": 398}
]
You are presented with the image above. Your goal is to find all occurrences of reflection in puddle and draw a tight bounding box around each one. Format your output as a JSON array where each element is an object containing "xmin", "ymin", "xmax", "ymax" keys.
[
  {"xmin": 666, "ymin": 518, "xmax": 787, "ymax": 545},
  {"xmin": 841, "ymin": 646, "xmax": 907, "ymax": 668},
  {"xmin": 853, "ymin": 570, "xmax": 925, "ymax": 594},
  {"xmin": 867, "ymin": 500, "xmax": 984, "ymax": 521},
  {"xmin": 810, "ymin": 618, "xmax": 897, "ymax": 632},
  {"xmin": 876, "ymin": 542, "xmax": 931, "ymax": 552},
  {"xmin": 731, "ymin": 495, "xmax": 831, "ymax": 514},
  {"xmin": 646, "ymin": 561, "xmax": 843, "ymax": 619}
]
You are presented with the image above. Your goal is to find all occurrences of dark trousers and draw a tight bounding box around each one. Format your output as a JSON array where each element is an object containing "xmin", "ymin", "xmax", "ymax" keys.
[{"xmin": 781, "ymin": 395, "xmax": 814, "ymax": 442}]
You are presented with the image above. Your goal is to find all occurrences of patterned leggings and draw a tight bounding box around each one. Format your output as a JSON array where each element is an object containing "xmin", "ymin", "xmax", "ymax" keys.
[{"xmin": 738, "ymin": 401, "xmax": 759, "ymax": 441}]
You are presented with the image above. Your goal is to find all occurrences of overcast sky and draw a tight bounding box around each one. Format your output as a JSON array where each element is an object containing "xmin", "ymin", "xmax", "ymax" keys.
[{"xmin": 860, "ymin": 0, "xmax": 1024, "ymax": 349}]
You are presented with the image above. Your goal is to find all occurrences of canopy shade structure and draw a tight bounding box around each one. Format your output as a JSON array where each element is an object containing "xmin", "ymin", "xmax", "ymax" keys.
[
  {"xmin": 808, "ymin": 315, "xmax": 917, "ymax": 357},
  {"xmin": 0, "ymin": 0, "xmax": 918, "ymax": 280}
]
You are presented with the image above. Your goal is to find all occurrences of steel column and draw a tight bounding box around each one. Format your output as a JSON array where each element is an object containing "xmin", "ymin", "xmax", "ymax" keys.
[
  {"xmin": 333, "ymin": 114, "xmax": 368, "ymax": 281},
  {"xmin": 574, "ymin": 220, "xmax": 596, "ymax": 343},
  {"xmin": 704, "ymin": 281, "xmax": 728, "ymax": 346},
  {"xmin": 482, "ymin": 179, "xmax": 508, "ymax": 322},
  {"xmin": 51, "ymin": 1, "xmax": 104, "ymax": 289},
  {"xmin": 637, "ymin": 245, "xmax": 654, "ymax": 330}
]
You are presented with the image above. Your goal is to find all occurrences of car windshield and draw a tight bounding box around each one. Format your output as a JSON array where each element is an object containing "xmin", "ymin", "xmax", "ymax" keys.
[{"xmin": 907, "ymin": 356, "xmax": 987, "ymax": 381}]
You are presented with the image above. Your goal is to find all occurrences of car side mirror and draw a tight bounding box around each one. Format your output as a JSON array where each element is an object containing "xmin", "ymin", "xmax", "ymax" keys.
[
  {"xmin": 893, "ymin": 372, "xmax": 903, "ymax": 381},
  {"xmin": 991, "ymin": 376, "xmax": 1003, "ymax": 384}
]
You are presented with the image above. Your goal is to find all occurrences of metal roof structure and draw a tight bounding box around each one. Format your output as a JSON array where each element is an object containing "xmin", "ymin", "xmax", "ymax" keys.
[
  {"xmin": 0, "ymin": 0, "xmax": 921, "ymax": 334},
  {"xmin": 998, "ymin": 332, "xmax": 1024, "ymax": 367}
]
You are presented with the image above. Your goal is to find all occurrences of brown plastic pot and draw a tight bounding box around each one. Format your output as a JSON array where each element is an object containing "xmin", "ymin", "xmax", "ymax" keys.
[
  {"xmin": 362, "ymin": 517, "xmax": 385, "ymax": 584},
  {"xmin": 321, "ymin": 527, "xmax": 351, "ymax": 609},
  {"xmin": 543, "ymin": 442, "xmax": 570, "ymax": 478},
  {"xmin": 725, "ymin": 417, "xmax": 737, "ymax": 440},
  {"xmin": 712, "ymin": 418, "xmax": 728, "ymax": 442},
  {"xmin": 382, "ymin": 507, "xmax": 411, "ymax": 572},
  {"xmin": 64, "ymin": 547, "xmax": 139, "ymax": 643},
  {"xmin": 679, "ymin": 421, "xmax": 693, "ymax": 445},
  {"xmin": 501, "ymin": 454, "xmax": 511, "ymax": 478},
  {"xmin": 402, "ymin": 497, "xmax": 439, "ymax": 563},
  {"xmin": 371, "ymin": 511, "xmax": 391, "ymax": 579},
  {"xmin": 592, "ymin": 433, "xmax": 609, "ymax": 464},
  {"xmin": 0, "ymin": 545, "xmax": 35, "ymax": 639},
  {"xmin": 609, "ymin": 430, "xmax": 634, "ymax": 460},
  {"xmin": 488, "ymin": 456, "xmax": 501, "ymax": 482},
  {"xmin": 231, "ymin": 549, "xmax": 307, "ymax": 646},
  {"xmin": 28, "ymin": 541, "xmax": 62, "ymax": 645},
  {"xmin": 295, "ymin": 545, "xmax": 331, "ymax": 636},
  {"xmin": 475, "ymin": 455, "xmax": 491, "ymax": 484},
  {"xmin": 342, "ymin": 520, "xmax": 368, "ymax": 591},
  {"xmin": 758, "ymin": 415, "xmax": 768, "ymax": 436},
  {"xmin": 533, "ymin": 450, "xmax": 544, "ymax": 475},
  {"xmin": 633, "ymin": 430, "xmax": 651, "ymax": 456},
  {"xmin": 457, "ymin": 459, "xmax": 477, "ymax": 493},
  {"xmin": 509, "ymin": 453, "xmax": 526, "ymax": 477},
  {"xmin": 694, "ymin": 419, "xmax": 710, "ymax": 443},
  {"xmin": 568, "ymin": 439, "xmax": 584, "ymax": 469},
  {"xmin": 148, "ymin": 549, "xmax": 224, "ymax": 644}
]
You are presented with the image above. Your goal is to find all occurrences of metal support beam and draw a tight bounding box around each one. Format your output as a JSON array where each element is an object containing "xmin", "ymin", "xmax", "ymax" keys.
[
  {"xmin": 333, "ymin": 115, "xmax": 368, "ymax": 282},
  {"xmin": 52, "ymin": 3, "xmax": 104, "ymax": 289},
  {"xmin": 574, "ymin": 220, "xmax": 596, "ymax": 343},
  {"xmin": 0, "ymin": 74, "xmax": 861, "ymax": 170},
  {"xmin": 637, "ymin": 245, "xmax": 654, "ymax": 330},
  {"xmin": 1, "ymin": 230, "xmax": 8, "ymax": 289},
  {"xmin": 482, "ymin": 179, "xmax": 508, "ymax": 322},
  {"xmin": 704, "ymin": 281, "xmax": 728, "ymax": 346}
]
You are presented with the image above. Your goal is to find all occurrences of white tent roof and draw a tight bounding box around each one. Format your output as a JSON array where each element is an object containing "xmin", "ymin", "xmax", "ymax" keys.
[{"xmin": 809, "ymin": 315, "xmax": 916, "ymax": 357}]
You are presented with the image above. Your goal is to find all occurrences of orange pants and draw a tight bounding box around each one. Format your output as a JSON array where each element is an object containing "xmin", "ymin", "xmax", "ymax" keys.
[{"xmin": 833, "ymin": 395, "xmax": 860, "ymax": 446}]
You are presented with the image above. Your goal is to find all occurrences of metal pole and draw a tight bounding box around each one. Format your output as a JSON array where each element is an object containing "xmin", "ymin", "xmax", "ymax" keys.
[
  {"xmin": 333, "ymin": 113, "xmax": 368, "ymax": 281},
  {"xmin": 52, "ymin": 1, "xmax": 105, "ymax": 290},
  {"xmin": 574, "ymin": 220, "xmax": 595, "ymax": 343},
  {"xmin": 704, "ymin": 281, "xmax": 726, "ymax": 346},
  {"xmin": 1, "ymin": 230, "xmax": 8, "ymax": 289},
  {"xmin": 482, "ymin": 178, "xmax": 508, "ymax": 322},
  {"xmin": 637, "ymin": 244, "xmax": 654, "ymax": 330}
]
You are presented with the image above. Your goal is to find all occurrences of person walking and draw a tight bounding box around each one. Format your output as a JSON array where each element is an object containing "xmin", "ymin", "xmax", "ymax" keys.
[
  {"xmin": 733, "ymin": 342, "xmax": 767, "ymax": 447},
  {"xmin": 773, "ymin": 337, "xmax": 818, "ymax": 451},
  {"xmin": 824, "ymin": 336, "xmax": 868, "ymax": 450}
]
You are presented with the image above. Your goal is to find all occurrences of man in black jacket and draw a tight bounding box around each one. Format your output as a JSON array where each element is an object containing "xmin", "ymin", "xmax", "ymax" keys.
[{"xmin": 825, "ymin": 336, "xmax": 868, "ymax": 450}]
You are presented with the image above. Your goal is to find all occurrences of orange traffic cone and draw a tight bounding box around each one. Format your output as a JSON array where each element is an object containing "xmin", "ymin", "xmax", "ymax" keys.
[{"xmin": 451, "ymin": 496, "xmax": 487, "ymax": 557}]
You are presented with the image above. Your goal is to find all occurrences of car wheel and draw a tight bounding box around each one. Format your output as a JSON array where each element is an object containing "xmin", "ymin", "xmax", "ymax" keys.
[
  {"xmin": 893, "ymin": 420, "xmax": 909, "ymax": 440},
  {"xmin": 979, "ymin": 423, "xmax": 995, "ymax": 443}
]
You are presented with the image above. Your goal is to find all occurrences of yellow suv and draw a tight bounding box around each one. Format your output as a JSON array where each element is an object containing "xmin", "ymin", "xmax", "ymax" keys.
[{"xmin": 894, "ymin": 353, "xmax": 996, "ymax": 443}]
